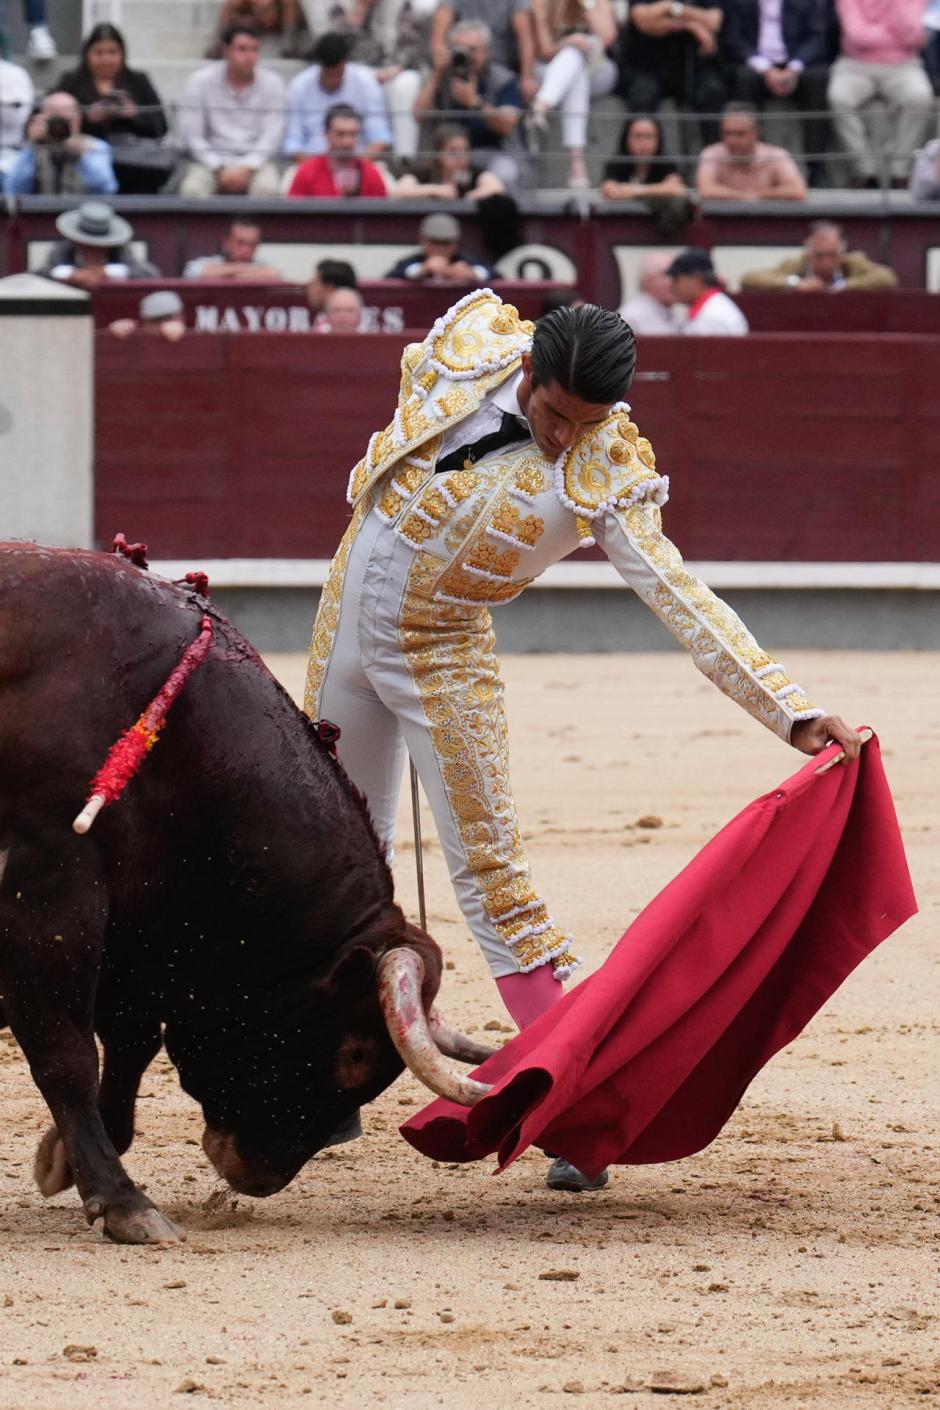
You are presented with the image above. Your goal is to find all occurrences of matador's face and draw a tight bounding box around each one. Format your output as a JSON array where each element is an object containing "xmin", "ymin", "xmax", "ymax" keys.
[{"xmin": 518, "ymin": 353, "xmax": 617, "ymax": 461}]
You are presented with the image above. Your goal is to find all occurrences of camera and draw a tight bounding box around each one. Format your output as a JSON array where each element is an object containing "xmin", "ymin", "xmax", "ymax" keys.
[
  {"xmin": 449, "ymin": 47, "xmax": 472, "ymax": 80},
  {"xmin": 43, "ymin": 115, "xmax": 71, "ymax": 144}
]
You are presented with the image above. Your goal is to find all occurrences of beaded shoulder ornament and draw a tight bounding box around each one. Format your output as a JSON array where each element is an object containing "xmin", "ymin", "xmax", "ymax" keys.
[{"xmin": 554, "ymin": 404, "xmax": 670, "ymax": 547}]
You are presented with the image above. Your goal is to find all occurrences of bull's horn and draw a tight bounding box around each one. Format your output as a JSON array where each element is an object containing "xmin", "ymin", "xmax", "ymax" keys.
[
  {"xmin": 428, "ymin": 1006, "xmax": 499, "ymax": 1066},
  {"xmin": 377, "ymin": 949, "xmax": 491, "ymax": 1107}
]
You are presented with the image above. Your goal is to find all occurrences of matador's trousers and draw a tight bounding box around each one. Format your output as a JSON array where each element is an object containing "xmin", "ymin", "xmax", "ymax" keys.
[{"xmin": 305, "ymin": 507, "xmax": 577, "ymax": 980}]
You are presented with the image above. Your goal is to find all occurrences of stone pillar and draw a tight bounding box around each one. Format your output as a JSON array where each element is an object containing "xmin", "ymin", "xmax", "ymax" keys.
[{"xmin": 0, "ymin": 273, "xmax": 93, "ymax": 548}]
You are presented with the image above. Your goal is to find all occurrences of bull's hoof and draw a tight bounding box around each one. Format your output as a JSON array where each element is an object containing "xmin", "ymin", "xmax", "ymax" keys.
[
  {"xmin": 34, "ymin": 1127, "xmax": 74, "ymax": 1197},
  {"xmin": 90, "ymin": 1197, "xmax": 185, "ymax": 1245}
]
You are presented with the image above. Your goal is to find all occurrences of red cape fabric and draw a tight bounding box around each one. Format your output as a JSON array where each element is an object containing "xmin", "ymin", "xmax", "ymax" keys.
[{"xmin": 401, "ymin": 736, "xmax": 916, "ymax": 1179}]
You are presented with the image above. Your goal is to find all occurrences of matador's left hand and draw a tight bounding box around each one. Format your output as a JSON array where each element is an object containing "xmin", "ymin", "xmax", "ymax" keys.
[{"xmin": 790, "ymin": 714, "xmax": 862, "ymax": 763}]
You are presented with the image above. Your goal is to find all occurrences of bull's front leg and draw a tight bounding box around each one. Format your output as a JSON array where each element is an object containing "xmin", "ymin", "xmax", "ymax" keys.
[
  {"xmin": 35, "ymin": 1008, "xmax": 163, "ymax": 1199},
  {"xmin": 0, "ymin": 845, "xmax": 181, "ymax": 1244}
]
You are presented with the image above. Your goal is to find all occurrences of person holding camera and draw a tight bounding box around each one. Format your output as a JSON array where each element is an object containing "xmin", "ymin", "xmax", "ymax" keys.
[
  {"xmin": 5, "ymin": 91, "xmax": 117, "ymax": 196},
  {"xmin": 413, "ymin": 18, "xmax": 524, "ymax": 185},
  {"xmin": 57, "ymin": 23, "xmax": 170, "ymax": 193}
]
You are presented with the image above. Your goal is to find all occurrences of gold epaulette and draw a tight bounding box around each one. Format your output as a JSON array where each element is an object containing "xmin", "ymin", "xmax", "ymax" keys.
[{"xmin": 554, "ymin": 406, "xmax": 669, "ymax": 546}]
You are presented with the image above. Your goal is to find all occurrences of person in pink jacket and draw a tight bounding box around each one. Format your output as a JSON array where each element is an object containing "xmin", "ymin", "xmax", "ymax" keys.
[{"xmin": 827, "ymin": 0, "xmax": 933, "ymax": 187}]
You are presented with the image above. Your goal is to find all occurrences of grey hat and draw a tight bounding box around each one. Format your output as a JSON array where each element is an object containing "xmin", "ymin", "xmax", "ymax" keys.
[
  {"xmin": 420, "ymin": 212, "xmax": 460, "ymax": 242},
  {"xmin": 55, "ymin": 201, "xmax": 133, "ymax": 248},
  {"xmin": 139, "ymin": 290, "xmax": 184, "ymax": 322}
]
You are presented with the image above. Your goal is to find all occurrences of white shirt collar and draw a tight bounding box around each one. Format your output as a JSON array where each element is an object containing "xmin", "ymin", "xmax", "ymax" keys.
[{"xmin": 491, "ymin": 366, "xmax": 527, "ymax": 423}]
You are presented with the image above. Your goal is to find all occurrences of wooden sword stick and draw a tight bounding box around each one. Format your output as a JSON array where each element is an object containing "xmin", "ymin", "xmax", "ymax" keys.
[
  {"xmin": 409, "ymin": 758, "xmax": 428, "ymax": 932},
  {"xmin": 814, "ymin": 726, "xmax": 874, "ymax": 775}
]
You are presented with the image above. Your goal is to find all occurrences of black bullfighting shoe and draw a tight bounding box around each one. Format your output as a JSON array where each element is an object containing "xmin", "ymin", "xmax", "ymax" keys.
[{"xmin": 546, "ymin": 1156, "xmax": 609, "ymax": 1192}]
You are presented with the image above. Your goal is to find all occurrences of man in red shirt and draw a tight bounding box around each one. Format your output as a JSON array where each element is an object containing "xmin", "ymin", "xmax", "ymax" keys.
[{"xmin": 288, "ymin": 103, "xmax": 387, "ymax": 198}]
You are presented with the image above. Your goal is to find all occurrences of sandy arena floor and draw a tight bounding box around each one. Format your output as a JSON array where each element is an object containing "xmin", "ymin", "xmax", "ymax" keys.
[{"xmin": 0, "ymin": 650, "xmax": 936, "ymax": 1410}]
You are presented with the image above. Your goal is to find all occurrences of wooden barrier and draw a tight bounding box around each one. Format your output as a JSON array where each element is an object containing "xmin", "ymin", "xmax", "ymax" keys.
[
  {"xmin": 6, "ymin": 196, "xmax": 940, "ymax": 308},
  {"xmin": 94, "ymin": 330, "xmax": 940, "ymax": 564},
  {"xmin": 74, "ymin": 279, "xmax": 940, "ymax": 335},
  {"xmin": 86, "ymin": 279, "xmax": 564, "ymax": 330}
]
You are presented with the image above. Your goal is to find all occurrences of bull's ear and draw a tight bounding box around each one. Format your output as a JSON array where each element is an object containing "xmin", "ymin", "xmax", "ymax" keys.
[{"xmin": 324, "ymin": 944, "xmax": 378, "ymax": 1001}]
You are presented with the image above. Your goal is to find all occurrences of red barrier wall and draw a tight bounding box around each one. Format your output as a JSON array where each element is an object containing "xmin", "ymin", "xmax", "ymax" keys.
[
  {"xmin": 84, "ymin": 280, "xmax": 940, "ymax": 335},
  {"xmin": 95, "ymin": 331, "xmax": 940, "ymax": 563}
]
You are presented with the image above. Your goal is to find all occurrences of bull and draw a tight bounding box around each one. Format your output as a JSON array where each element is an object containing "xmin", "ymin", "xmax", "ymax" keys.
[{"xmin": 0, "ymin": 542, "xmax": 493, "ymax": 1244}]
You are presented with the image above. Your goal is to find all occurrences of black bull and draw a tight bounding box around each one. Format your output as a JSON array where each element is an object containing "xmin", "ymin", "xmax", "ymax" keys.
[{"xmin": 0, "ymin": 543, "xmax": 490, "ymax": 1244}]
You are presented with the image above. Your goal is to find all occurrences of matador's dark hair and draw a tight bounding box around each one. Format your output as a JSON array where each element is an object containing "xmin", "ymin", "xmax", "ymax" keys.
[{"xmin": 530, "ymin": 304, "xmax": 637, "ymax": 404}]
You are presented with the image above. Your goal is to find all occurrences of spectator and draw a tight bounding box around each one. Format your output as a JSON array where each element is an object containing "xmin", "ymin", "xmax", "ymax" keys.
[
  {"xmin": 392, "ymin": 122, "xmax": 506, "ymax": 198},
  {"xmin": 723, "ymin": 0, "xmax": 831, "ymax": 188},
  {"xmin": 910, "ymin": 138, "xmax": 940, "ymax": 202},
  {"xmin": 739, "ymin": 219, "xmax": 899, "ymax": 289},
  {"xmin": 0, "ymin": 0, "xmax": 57, "ymax": 59},
  {"xmin": 183, "ymin": 219, "xmax": 285, "ymax": 280},
  {"xmin": 283, "ymin": 31, "xmax": 392, "ymax": 162},
  {"xmin": 305, "ymin": 256, "xmax": 358, "ymax": 319},
  {"xmin": 385, "ymin": 211, "xmax": 494, "ymax": 280},
  {"xmin": 527, "ymin": 0, "xmax": 618, "ymax": 188},
  {"xmin": 178, "ymin": 21, "xmax": 285, "ymax": 198},
  {"xmin": 827, "ymin": 0, "xmax": 933, "ymax": 188},
  {"xmin": 600, "ymin": 114, "xmax": 687, "ymax": 196},
  {"xmin": 414, "ymin": 18, "xmax": 524, "ymax": 186},
  {"xmin": 288, "ymin": 101, "xmax": 388, "ymax": 194},
  {"xmin": 108, "ymin": 290, "xmax": 187, "ymax": 342},
  {"xmin": 289, "ymin": 0, "xmax": 437, "ymax": 157},
  {"xmin": 206, "ymin": 0, "xmax": 305, "ymax": 57},
  {"xmin": 926, "ymin": 0, "xmax": 940, "ymax": 93},
  {"xmin": 0, "ymin": 53, "xmax": 32, "ymax": 190},
  {"xmin": 667, "ymin": 248, "xmax": 749, "ymax": 334},
  {"xmin": 616, "ymin": 1, "xmax": 730, "ymax": 146},
  {"xmin": 316, "ymin": 284, "xmax": 365, "ymax": 331},
  {"xmin": 696, "ymin": 102, "xmax": 807, "ymax": 200},
  {"xmin": 5, "ymin": 91, "xmax": 117, "ymax": 196},
  {"xmin": 619, "ymin": 251, "xmax": 681, "ymax": 334},
  {"xmin": 37, "ymin": 201, "xmax": 160, "ymax": 289},
  {"xmin": 430, "ymin": 0, "xmax": 537, "ymax": 100},
  {"xmin": 58, "ymin": 23, "xmax": 170, "ymax": 194}
]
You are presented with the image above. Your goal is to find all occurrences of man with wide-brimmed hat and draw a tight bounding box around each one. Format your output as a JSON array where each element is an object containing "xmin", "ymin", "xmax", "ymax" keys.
[{"xmin": 37, "ymin": 200, "xmax": 160, "ymax": 289}]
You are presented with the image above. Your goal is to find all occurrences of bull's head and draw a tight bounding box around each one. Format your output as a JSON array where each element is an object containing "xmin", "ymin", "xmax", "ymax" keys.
[{"xmin": 197, "ymin": 924, "xmax": 496, "ymax": 1197}]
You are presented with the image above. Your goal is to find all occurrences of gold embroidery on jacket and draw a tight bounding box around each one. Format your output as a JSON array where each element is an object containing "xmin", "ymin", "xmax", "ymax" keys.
[{"xmin": 304, "ymin": 500, "xmax": 369, "ymax": 717}]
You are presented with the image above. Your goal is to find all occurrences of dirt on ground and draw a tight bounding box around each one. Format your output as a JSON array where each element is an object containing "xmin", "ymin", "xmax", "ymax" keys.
[{"xmin": 0, "ymin": 650, "xmax": 936, "ymax": 1410}]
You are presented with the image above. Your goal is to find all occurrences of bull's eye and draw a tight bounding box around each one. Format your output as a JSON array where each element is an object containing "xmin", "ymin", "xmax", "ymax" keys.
[{"xmin": 336, "ymin": 1035, "xmax": 378, "ymax": 1090}]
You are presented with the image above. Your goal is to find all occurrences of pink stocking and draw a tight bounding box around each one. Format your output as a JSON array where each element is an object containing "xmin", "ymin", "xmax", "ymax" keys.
[{"xmin": 496, "ymin": 966, "xmax": 563, "ymax": 1031}]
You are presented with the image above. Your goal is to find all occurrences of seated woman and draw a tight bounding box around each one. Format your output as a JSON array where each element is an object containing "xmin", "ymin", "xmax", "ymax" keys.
[
  {"xmin": 600, "ymin": 114, "xmax": 687, "ymax": 201},
  {"xmin": 528, "ymin": 0, "xmax": 618, "ymax": 189},
  {"xmin": 392, "ymin": 123, "xmax": 506, "ymax": 201},
  {"xmin": 58, "ymin": 22, "xmax": 170, "ymax": 194}
]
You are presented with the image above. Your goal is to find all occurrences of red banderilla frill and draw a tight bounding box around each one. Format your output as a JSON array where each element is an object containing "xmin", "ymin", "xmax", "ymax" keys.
[{"xmin": 72, "ymin": 615, "xmax": 214, "ymax": 835}]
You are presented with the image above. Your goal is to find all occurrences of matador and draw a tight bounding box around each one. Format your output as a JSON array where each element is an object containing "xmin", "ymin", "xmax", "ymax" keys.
[{"xmin": 304, "ymin": 292, "xmax": 858, "ymax": 1189}]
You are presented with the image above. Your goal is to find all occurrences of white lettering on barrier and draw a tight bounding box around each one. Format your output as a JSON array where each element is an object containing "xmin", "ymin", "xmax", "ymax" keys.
[{"xmin": 193, "ymin": 304, "xmax": 404, "ymax": 332}]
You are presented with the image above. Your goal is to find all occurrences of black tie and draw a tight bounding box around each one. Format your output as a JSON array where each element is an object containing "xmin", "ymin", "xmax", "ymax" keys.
[{"xmin": 435, "ymin": 410, "xmax": 530, "ymax": 474}]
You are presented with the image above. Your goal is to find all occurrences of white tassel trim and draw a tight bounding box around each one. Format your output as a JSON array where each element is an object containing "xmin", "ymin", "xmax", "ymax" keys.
[
  {"xmin": 487, "ymin": 526, "xmax": 536, "ymax": 551},
  {"xmin": 553, "ymin": 453, "xmax": 669, "ymax": 522},
  {"xmin": 490, "ymin": 898, "xmax": 543, "ymax": 925},
  {"xmin": 410, "ymin": 504, "xmax": 441, "ymax": 528},
  {"xmin": 504, "ymin": 917, "xmax": 556, "ymax": 949},
  {"xmin": 464, "ymin": 563, "xmax": 513, "ymax": 581},
  {"xmin": 755, "ymin": 662, "xmax": 787, "ymax": 680},
  {"xmin": 434, "ymin": 590, "xmax": 494, "ymax": 608},
  {"xmin": 773, "ymin": 682, "xmax": 808, "ymax": 701},
  {"xmin": 792, "ymin": 706, "xmax": 827, "ymax": 722},
  {"xmin": 510, "ymin": 486, "xmax": 538, "ymax": 505},
  {"xmin": 424, "ymin": 288, "xmax": 533, "ymax": 382}
]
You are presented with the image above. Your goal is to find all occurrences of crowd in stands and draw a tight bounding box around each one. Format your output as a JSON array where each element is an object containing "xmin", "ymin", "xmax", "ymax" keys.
[{"xmin": 1, "ymin": 2, "xmax": 939, "ymax": 202}]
